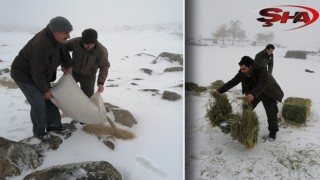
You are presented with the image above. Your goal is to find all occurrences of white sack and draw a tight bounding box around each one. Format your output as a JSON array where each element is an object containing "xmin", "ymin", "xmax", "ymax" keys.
[{"xmin": 50, "ymin": 74, "xmax": 107, "ymax": 124}]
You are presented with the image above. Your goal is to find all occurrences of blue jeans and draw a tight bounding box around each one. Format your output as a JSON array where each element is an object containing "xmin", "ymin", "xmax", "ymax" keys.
[{"xmin": 15, "ymin": 80, "xmax": 62, "ymax": 136}]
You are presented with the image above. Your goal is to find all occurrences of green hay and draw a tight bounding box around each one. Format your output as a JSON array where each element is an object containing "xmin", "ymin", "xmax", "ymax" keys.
[
  {"xmin": 282, "ymin": 97, "xmax": 311, "ymax": 125},
  {"xmin": 207, "ymin": 94, "xmax": 259, "ymax": 148},
  {"xmin": 209, "ymin": 80, "xmax": 225, "ymax": 90},
  {"xmin": 231, "ymin": 109, "xmax": 259, "ymax": 149},
  {"xmin": 206, "ymin": 92, "xmax": 233, "ymax": 128},
  {"xmin": 185, "ymin": 82, "xmax": 207, "ymax": 95}
]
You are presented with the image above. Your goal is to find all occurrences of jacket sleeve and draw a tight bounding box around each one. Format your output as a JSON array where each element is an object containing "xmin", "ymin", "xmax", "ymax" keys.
[
  {"xmin": 217, "ymin": 72, "xmax": 241, "ymax": 93},
  {"xmin": 61, "ymin": 48, "xmax": 72, "ymax": 68},
  {"xmin": 268, "ymin": 56, "xmax": 274, "ymax": 73},
  {"xmin": 97, "ymin": 46, "xmax": 110, "ymax": 85},
  {"xmin": 29, "ymin": 43, "xmax": 51, "ymax": 93},
  {"xmin": 253, "ymin": 51, "xmax": 263, "ymax": 68},
  {"xmin": 249, "ymin": 68, "xmax": 268, "ymax": 97}
]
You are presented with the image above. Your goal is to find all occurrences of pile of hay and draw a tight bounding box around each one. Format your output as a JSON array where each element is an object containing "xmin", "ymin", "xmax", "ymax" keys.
[
  {"xmin": 185, "ymin": 82, "xmax": 207, "ymax": 93},
  {"xmin": 207, "ymin": 94, "xmax": 260, "ymax": 148},
  {"xmin": 284, "ymin": 50, "xmax": 307, "ymax": 59},
  {"xmin": 82, "ymin": 118, "xmax": 135, "ymax": 140},
  {"xmin": 209, "ymin": 80, "xmax": 225, "ymax": 90},
  {"xmin": 206, "ymin": 92, "xmax": 232, "ymax": 129},
  {"xmin": 282, "ymin": 97, "xmax": 311, "ymax": 125},
  {"xmin": 231, "ymin": 103, "xmax": 259, "ymax": 149}
]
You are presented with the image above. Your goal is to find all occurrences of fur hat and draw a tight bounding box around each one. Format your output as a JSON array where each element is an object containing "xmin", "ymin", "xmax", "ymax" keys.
[
  {"xmin": 82, "ymin": 28, "xmax": 98, "ymax": 44},
  {"xmin": 49, "ymin": 16, "xmax": 73, "ymax": 32}
]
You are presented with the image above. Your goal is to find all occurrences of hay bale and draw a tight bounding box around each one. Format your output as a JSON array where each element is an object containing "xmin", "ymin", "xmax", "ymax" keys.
[
  {"xmin": 210, "ymin": 80, "xmax": 225, "ymax": 90},
  {"xmin": 282, "ymin": 97, "xmax": 311, "ymax": 125},
  {"xmin": 284, "ymin": 50, "xmax": 307, "ymax": 59},
  {"xmin": 185, "ymin": 82, "xmax": 207, "ymax": 92},
  {"xmin": 206, "ymin": 92, "xmax": 232, "ymax": 128},
  {"xmin": 231, "ymin": 109, "xmax": 259, "ymax": 149}
]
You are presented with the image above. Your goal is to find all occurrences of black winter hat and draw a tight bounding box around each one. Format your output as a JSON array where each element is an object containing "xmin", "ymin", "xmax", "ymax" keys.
[
  {"xmin": 239, "ymin": 56, "xmax": 254, "ymax": 67},
  {"xmin": 82, "ymin": 28, "xmax": 98, "ymax": 44},
  {"xmin": 49, "ymin": 16, "xmax": 73, "ymax": 32}
]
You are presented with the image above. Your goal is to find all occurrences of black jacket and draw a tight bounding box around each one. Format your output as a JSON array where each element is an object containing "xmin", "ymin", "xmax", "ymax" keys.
[
  {"xmin": 217, "ymin": 65, "xmax": 284, "ymax": 102},
  {"xmin": 11, "ymin": 26, "xmax": 72, "ymax": 93},
  {"xmin": 254, "ymin": 49, "xmax": 274, "ymax": 73}
]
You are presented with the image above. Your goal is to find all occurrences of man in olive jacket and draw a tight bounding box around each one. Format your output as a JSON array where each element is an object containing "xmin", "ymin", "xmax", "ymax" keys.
[
  {"xmin": 216, "ymin": 56, "xmax": 284, "ymax": 141},
  {"xmin": 254, "ymin": 44, "xmax": 275, "ymax": 73},
  {"xmin": 11, "ymin": 16, "xmax": 73, "ymax": 140},
  {"xmin": 66, "ymin": 28, "xmax": 110, "ymax": 98}
]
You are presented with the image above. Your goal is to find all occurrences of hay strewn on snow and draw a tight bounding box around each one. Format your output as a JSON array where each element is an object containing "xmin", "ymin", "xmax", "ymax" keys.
[{"xmin": 82, "ymin": 123, "xmax": 135, "ymax": 140}]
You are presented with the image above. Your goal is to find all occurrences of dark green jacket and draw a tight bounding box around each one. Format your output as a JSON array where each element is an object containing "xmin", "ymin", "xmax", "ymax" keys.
[
  {"xmin": 66, "ymin": 37, "xmax": 110, "ymax": 85},
  {"xmin": 11, "ymin": 26, "xmax": 72, "ymax": 93},
  {"xmin": 217, "ymin": 65, "xmax": 284, "ymax": 102},
  {"xmin": 254, "ymin": 49, "xmax": 274, "ymax": 73}
]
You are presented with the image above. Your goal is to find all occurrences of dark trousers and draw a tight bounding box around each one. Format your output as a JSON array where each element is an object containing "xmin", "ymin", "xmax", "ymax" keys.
[
  {"xmin": 251, "ymin": 94, "xmax": 279, "ymax": 133},
  {"xmin": 72, "ymin": 71, "xmax": 96, "ymax": 98},
  {"xmin": 15, "ymin": 80, "xmax": 62, "ymax": 136}
]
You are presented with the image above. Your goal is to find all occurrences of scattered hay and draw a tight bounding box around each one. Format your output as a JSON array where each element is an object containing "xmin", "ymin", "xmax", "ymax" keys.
[
  {"xmin": 0, "ymin": 78, "xmax": 18, "ymax": 89},
  {"xmin": 82, "ymin": 123, "xmax": 135, "ymax": 140},
  {"xmin": 282, "ymin": 97, "xmax": 311, "ymax": 125}
]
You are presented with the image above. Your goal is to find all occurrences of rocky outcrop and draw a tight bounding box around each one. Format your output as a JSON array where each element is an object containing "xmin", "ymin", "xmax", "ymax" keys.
[
  {"xmin": 162, "ymin": 91, "xmax": 182, "ymax": 101},
  {"xmin": 163, "ymin": 66, "xmax": 183, "ymax": 72},
  {"xmin": 0, "ymin": 137, "xmax": 43, "ymax": 179},
  {"xmin": 23, "ymin": 161, "xmax": 122, "ymax": 180},
  {"xmin": 153, "ymin": 52, "xmax": 183, "ymax": 65},
  {"xmin": 113, "ymin": 109, "xmax": 137, "ymax": 128},
  {"xmin": 104, "ymin": 103, "xmax": 137, "ymax": 128}
]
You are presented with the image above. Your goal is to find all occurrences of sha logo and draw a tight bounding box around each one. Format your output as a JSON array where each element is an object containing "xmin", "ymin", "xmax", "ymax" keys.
[{"xmin": 257, "ymin": 5, "xmax": 319, "ymax": 31}]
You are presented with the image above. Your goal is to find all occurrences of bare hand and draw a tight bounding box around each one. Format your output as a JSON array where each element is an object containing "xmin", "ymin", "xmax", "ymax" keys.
[
  {"xmin": 98, "ymin": 84, "xmax": 104, "ymax": 93},
  {"xmin": 246, "ymin": 94, "xmax": 254, "ymax": 102},
  {"xmin": 44, "ymin": 91, "xmax": 53, "ymax": 99}
]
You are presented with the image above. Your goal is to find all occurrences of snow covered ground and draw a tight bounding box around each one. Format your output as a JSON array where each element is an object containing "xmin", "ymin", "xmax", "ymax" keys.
[
  {"xmin": 0, "ymin": 24, "xmax": 183, "ymax": 179},
  {"xmin": 185, "ymin": 44, "xmax": 320, "ymax": 179}
]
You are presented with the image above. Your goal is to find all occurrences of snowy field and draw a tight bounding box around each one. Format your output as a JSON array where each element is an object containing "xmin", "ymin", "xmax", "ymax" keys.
[
  {"xmin": 185, "ymin": 44, "xmax": 320, "ymax": 179},
  {"xmin": 0, "ymin": 24, "xmax": 183, "ymax": 179}
]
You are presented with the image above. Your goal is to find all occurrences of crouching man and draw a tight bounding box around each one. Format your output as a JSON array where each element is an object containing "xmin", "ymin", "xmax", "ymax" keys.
[{"xmin": 215, "ymin": 56, "xmax": 284, "ymax": 141}]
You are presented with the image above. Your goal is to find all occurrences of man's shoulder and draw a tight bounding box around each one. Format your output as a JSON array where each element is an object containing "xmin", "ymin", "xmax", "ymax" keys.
[
  {"xmin": 96, "ymin": 41, "xmax": 108, "ymax": 53},
  {"xmin": 67, "ymin": 37, "xmax": 81, "ymax": 44}
]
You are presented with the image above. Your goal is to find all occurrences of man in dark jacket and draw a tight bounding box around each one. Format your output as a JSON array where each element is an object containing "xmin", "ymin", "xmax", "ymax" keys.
[
  {"xmin": 66, "ymin": 28, "xmax": 110, "ymax": 98},
  {"xmin": 216, "ymin": 56, "xmax": 284, "ymax": 141},
  {"xmin": 254, "ymin": 44, "xmax": 275, "ymax": 73},
  {"xmin": 11, "ymin": 16, "xmax": 73, "ymax": 140}
]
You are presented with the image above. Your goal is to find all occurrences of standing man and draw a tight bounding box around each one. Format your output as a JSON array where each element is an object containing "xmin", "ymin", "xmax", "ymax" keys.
[
  {"xmin": 11, "ymin": 16, "xmax": 73, "ymax": 140},
  {"xmin": 254, "ymin": 44, "xmax": 275, "ymax": 73},
  {"xmin": 215, "ymin": 56, "xmax": 284, "ymax": 141},
  {"xmin": 66, "ymin": 28, "xmax": 110, "ymax": 98}
]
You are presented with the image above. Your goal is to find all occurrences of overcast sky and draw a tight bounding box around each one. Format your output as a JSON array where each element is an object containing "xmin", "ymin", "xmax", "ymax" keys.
[
  {"xmin": 0, "ymin": 0, "xmax": 183, "ymax": 31},
  {"xmin": 186, "ymin": 0, "xmax": 320, "ymax": 48}
]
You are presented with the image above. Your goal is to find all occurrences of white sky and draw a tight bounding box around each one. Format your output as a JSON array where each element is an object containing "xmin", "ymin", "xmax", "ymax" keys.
[
  {"xmin": 186, "ymin": 0, "xmax": 320, "ymax": 48},
  {"xmin": 0, "ymin": 0, "xmax": 183, "ymax": 31}
]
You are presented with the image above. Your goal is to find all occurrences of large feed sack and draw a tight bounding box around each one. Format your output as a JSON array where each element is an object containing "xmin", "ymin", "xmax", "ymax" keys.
[{"xmin": 50, "ymin": 74, "xmax": 107, "ymax": 124}]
